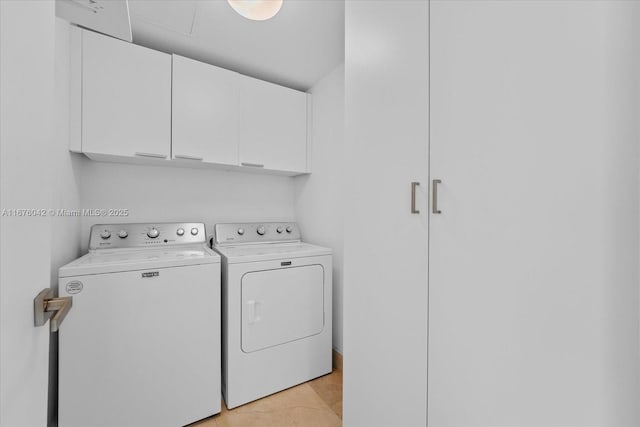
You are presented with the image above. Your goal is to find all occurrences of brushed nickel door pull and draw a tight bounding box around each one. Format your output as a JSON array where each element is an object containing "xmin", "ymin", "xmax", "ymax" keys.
[
  {"xmin": 174, "ymin": 154, "xmax": 204, "ymax": 161},
  {"xmin": 134, "ymin": 152, "xmax": 168, "ymax": 159},
  {"xmin": 34, "ymin": 288, "xmax": 73, "ymax": 333},
  {"xmin": 241, "ymin": 162, "xmax": 265, "ymax": 168},
  {"xmin": 432, "ymin": 179, "xmax": 442, "ymax": 214},
  {"xmin": 411, "ymin": 182, "xmax": 420, "ymax": 214}
]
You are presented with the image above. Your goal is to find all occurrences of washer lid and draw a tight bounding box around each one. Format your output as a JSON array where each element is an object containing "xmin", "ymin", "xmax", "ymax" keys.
[
  {"xmin": 59, "ymin": 245, "xmax": 220, "ymax": 277},
  {"xmin": 213, "ymin": 242, "xmax": 331, "ymax": 264}
]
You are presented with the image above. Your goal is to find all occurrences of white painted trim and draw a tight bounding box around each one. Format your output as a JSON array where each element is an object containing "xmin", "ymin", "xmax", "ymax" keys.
[
  {"xmin": 305, "ymin": 93, "xmax": 313, "ymax": 174},
  {"xmin": 68, "ymin": 25, "xmax": 82, "ymax": 152}
]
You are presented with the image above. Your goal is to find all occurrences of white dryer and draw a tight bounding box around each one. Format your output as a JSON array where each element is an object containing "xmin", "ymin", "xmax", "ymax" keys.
[
  {"xmin": 213, "ymin": 222, "xmax": 332, "ymax": 409},
  {"xmin": 58, "ymin": 223, "xmax": 221, "ymax": 427}
]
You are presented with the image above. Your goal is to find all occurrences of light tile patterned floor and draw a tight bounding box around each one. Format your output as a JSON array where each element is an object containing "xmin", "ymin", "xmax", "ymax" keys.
[{"xmin": 189, "ymin": 368, "xmax": 343, "ymax": 427}]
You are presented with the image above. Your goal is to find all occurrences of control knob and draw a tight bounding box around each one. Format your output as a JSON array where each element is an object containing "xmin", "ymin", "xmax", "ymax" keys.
[
  {"xmin": 176, "ymin": 228, "xmax": 185, "ymax": 236},
  {"xmin": 117, "ymin": 230, "xmax": 128, "ymax": 239},
  {"xmin": 237, "ymin": 228, "xmax": 245, "ymax": 235},
  {"xmin": 257, "ymin": 226, "xmax": 266, "ymax": 236},
  {"xmin": 276, "ymin": 227, "xmax": 283, "ymax": 234},
  {"xmin": 191, "ymin": 227, "xmax": 199, "ymax": 236},
  {"xmin": 286, "ymin": 226, "xmax": 293, "ymax": 233},
  {"xmin": 100, "ymin": 229, "xmax": 111, "ymax": 239},
  {"xmin": 147, "ymin": 228, "xmax": 160, "ymax": 238}
]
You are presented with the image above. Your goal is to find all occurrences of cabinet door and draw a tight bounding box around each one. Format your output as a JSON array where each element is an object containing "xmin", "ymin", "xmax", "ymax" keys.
[
  {"xmin": 429, "ymin": 2, "xmax": 639, "ymax": 426},
  {"xmin": 81, "ymin": 30, "xmax": 171, "ymax": 159},
  {"xmin": 343, "ymin": 2, "xmax": 429, "ymax": 426},
  {"xmin": 238, "ymin": 76, "xmax": 308, "ymax": 173},
  {"xmin": 172, "ymin": 55, "xmax": 239, "ymax": 166}
]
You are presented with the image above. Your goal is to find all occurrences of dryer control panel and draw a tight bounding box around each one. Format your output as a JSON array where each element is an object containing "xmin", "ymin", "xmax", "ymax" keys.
[
  {"xmin": 89, "ymin": 223, "xmax": 206, "ymax": 250},
  {"xmin": 214, "ymin": 222, "xmax": 301, "ymax": 246}
]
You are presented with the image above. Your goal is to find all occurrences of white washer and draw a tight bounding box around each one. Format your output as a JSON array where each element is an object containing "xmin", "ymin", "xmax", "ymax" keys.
[
  {"xmin": 58, "ymin": 223, "xmax": 221, "ymax": 427},
  {"xmin": 213, "ymin": 222, "xmax": 332, "ymax": 409}
]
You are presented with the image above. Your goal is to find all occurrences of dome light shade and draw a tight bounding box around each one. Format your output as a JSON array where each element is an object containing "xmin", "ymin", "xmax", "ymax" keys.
[{"xmin": 227, "ymin": 0, "xmax": 283, "ymax": 21}]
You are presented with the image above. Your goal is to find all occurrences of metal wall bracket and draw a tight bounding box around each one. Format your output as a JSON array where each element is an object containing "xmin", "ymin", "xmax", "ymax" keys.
[{"xmin": 34, "ymin": 289, "xmax": 73, "ymax": 333}]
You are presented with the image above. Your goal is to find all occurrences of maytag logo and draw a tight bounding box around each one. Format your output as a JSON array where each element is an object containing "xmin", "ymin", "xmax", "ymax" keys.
[
  {"xmin": 141, "ymin": 271, "xmax": 159, "ymax": 278},
  {"xmin": 66, "ymin": 280, "xmax": 83, "ymax": 294}
]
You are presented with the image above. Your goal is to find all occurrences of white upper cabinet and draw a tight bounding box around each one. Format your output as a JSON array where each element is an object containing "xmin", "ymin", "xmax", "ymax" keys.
[
  {"xmin": 172, "ymin": 55, "xmax": 240, "ymax": 166},
  {"xmin": 239, "ymin": 76, "xmax": 308, "ymax": 173},
  {"xmin": 71, "ymin": 29, "xmax": 309, "ymax": 175},
  {"xmin": 81, "ymin": 29, "xmax": 171, "ymax": 160}
]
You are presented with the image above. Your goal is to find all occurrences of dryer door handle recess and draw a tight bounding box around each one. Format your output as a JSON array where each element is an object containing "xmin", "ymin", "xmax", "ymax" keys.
[{"xmin": 247, "ymin": 300, "xmax": 262, "ymax": 324}]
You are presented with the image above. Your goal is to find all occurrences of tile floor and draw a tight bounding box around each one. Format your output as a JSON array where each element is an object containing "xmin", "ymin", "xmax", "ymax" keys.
[{"xmin": 189, "ymin": 368, "xmax": 343, "ymax": 427}]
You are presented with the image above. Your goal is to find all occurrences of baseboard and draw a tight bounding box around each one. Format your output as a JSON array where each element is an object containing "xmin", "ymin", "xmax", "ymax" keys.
[{"xmin": 332, "ymin": 349, "xmax": 343, "ymax": 371}]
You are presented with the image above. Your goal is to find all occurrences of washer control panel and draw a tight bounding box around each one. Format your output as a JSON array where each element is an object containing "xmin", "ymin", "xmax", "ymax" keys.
[
  {"xmin": 214, "ymin": 222, "xmax": 301, "ymax": 246},
  {"xmin": 89, "ymin": 223, "xmax": 206, "ymax": 250}
]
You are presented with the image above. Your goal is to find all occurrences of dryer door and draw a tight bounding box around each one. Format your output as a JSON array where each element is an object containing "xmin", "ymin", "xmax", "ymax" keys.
[{"xmin": 241, "ymin": 264, "xmax": 324, "ymax": 353}]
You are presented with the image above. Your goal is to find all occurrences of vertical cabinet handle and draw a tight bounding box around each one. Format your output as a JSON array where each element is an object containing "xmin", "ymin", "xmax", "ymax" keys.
[
  {"xmin": 411, "ymin": 182, "xmax": 420, "ymax": 214},
  {"xmin": 134, "ymin": 152, "xmax": 168, "ymax": 159},
  {"xmin": 241, "ymin": 162, "xmax": 265, "ymax": 168},
  {"xmin": 174, "ymin": 154, "xmax": 204, "ymax": 161},
  {"xmin": 432, "ymin": 179, "xmax": 442, "ymax": 214}
]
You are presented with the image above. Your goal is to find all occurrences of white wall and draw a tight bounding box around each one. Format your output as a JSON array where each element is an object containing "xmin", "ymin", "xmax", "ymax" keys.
[
  {"xmin": 294, "ymin": 64, "xmax": 345, "ymax": 354},
  {"xmin": 77, "ymin": 162, "xmax": 295, "ymax": 248}
]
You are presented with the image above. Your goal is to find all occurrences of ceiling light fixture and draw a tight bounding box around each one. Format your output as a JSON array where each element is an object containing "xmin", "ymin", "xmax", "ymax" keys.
[{"xmin": 227, "ymin": 0, "xmax": 283, "ymax": 21}]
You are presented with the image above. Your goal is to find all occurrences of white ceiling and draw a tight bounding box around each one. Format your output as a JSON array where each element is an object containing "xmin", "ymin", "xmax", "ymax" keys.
[{"xmin": 127, "ymin": 0, "xmax": 344, "ymax": 91}]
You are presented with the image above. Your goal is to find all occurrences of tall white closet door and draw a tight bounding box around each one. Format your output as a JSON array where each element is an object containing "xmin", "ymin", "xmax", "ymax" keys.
[
  {"xmin": 343, "ymin": 2, "xmax": 428, "ymax": 426},
  {"xmin": 428, "ymin": 2, "xmax": 639, "ymax": 426}
]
